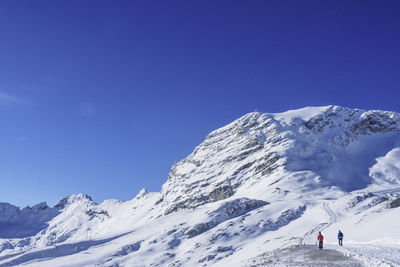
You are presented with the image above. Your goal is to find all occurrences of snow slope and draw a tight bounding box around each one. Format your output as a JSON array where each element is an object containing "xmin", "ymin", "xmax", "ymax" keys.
[{"xmin": 1, "ymin": 105, "xmax": 400, "ymax": 267}]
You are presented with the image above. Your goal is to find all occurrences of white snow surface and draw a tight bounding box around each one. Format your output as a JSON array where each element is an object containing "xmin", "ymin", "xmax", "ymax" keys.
[
  {"xmin": 1, "ymin": 105, "xmax": 400, "ymax": 267},
  {"xmin": 370, "ymin": 147, "xmax": 400, "ymax": 185}
]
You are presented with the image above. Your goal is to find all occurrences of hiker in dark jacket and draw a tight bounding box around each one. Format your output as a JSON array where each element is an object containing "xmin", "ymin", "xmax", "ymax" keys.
[
  {"xmin": 338, "ymin": 230, "xmax": 344, "ymax": 246},
  {"xmin": 317, "ymin": 231, "xmax": 324, "ymax": 249}
]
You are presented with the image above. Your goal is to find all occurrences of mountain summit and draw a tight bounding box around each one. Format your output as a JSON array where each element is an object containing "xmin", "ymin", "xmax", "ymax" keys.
[
  {"xmin": 1, "ymin": 106, "xmax": 400, "ymax": 266},
  {"xmin": 159, "ymin": 105, "xmax": 400, "ymax": 214}
]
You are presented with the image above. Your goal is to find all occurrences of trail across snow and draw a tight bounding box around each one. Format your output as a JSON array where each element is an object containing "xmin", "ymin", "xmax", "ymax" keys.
[
  {"xmin": 322, "ymin": 202, "xmax": 337, "ymax": 225},
  {"xmin": 301, "ymin": 201, "xmax": 338, "ymax": 246}
]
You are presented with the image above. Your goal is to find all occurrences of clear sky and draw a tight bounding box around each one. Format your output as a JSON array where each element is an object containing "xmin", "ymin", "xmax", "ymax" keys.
[{"xmin": 1, "ymin": 0, "xmax": 399, "ymax": 207}]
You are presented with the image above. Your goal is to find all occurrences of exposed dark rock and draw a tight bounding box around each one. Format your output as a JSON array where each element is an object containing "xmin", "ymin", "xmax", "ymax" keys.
[
  {"xmin": 253, "ymin": 154, "xmax": 280, "ymax": 176},
  {"xmin": 232, "ymin": 162, "xmax": 255, "ymax": 176},
  {"xmin": 163, "ymin": 252, "xmax": 175, "ymax": 258},
  {"xmin": 207, "ymin": 185, "xmax": 234, "ymax": 203},
  {"xmin": 215, "ymin": 246, "xmax": 234, "ymax": 253},
  {"xmin": 350, "ymin": 112, "xmax": 399, "ymax": 135},
  {"xmin": 198, "ymin": 254, "xmax": 216, "ymax": 263},
  {"xmin": 346, "ymin": 193, "xmax": 376, "ymax": 209},
  {"xmin": 155, "ymin": 197, "xmax": 164, "ymax": 205},
  {"xmin": 186, "ymin": 222, "xmax": 213, "ymax": 238},
  {"xmin": 211, "ymin": 198, "xmax": 268, "ymax": 218},
  {"xmin": 167, "ymin": 229, "xmax": 177, "ymax": 235},
  {"xmin": 165, "ymin": 185, "xmax": 235, "ymax": 215},
  {"xmin": 186, "ymin": 198, "xmax": 268, "ymax": 238},
  {"xmin": 85, "ymin": 209, "xmax": 110, "ymax": 220},
  {"xmin": 225, "ymin": 144, "xmax": 263, "ymax": 162},
  {"xmin": 112, "ymin": 242, "xmax": 141, "ymax": 257},
  {"xmin": 387, "ymin": 196, "xmax": 400, "ymax": 209}
]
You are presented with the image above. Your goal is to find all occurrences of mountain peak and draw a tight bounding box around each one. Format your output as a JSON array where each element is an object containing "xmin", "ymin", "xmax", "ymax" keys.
[
  {"xmin": 54, "ymin": 194, "xmax": 95, "ymax": 209},
  {"xmin": 272, "ymin": 105, "xmax": 334, "ymax": 122},
  {"xmin": 158, "ymin": 106, "xmax": 400, "ymax": 215}
]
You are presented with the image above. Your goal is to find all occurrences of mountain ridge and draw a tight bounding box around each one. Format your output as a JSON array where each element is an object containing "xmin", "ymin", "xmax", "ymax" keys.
[
  {"xmin": 1, "ymin": 105, "xmax": 400, "ymax": 266},
  {"xmin": 3, "ymin": 105, "xmax": 400, "ymax": 210}
]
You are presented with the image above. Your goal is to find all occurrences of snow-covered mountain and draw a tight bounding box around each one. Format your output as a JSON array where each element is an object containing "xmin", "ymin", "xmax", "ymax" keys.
[{"xmin": 1, "ymin": 105, "xmax": 400, "ymax": 266}]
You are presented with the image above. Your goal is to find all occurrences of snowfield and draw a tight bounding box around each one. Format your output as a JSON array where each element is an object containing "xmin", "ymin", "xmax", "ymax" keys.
[{"xmin": 1, "ymin": 105, "xmax": 400, "ymax": 266}]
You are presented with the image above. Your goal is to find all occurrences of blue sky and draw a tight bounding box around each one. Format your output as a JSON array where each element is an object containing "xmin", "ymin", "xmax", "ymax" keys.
[{"xmin": 1, "ymin": 0, "xmax": 399, "ymax": 207}]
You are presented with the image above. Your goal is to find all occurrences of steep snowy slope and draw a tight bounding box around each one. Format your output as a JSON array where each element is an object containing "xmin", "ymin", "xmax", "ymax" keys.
[{"xmin": 1, "ymin": 105, "xmax": 400, "ymax": 267}]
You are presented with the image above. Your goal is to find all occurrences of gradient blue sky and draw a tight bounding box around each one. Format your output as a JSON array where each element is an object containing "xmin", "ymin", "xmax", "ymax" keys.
[{"xmin": 1, "ymin": 0, "xmax": 399, "ymax": 207}]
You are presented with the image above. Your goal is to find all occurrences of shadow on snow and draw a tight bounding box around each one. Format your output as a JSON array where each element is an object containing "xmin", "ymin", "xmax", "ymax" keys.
[{"xmin": 0, "ymin": 231, "xmax": 133, "ymax": 267}]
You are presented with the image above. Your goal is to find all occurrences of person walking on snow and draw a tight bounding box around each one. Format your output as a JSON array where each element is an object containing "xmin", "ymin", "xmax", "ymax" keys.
[
  {"xmin": 338, "ymin": 230, "xmax": 344, "ymax": 246},
  {"xmin": 317, "ymin": 231, "xmax": 324, "ymax": 249}
]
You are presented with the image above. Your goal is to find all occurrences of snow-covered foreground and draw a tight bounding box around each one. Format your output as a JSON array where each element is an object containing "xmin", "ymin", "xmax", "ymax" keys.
[
  {"xmin": 1, "ymin": 105, "xmax": 400, "ymax": 266},
  {"xmin": 246, "ymin": 243, "xmax": 400, "ymax": 267},
  {"xmin": 335, "ymin": 244, "xmax": 400, "ymax": 267},
  {"xmin": 246, "ymin": 245, "xmax": 363, "ymax": 267}
]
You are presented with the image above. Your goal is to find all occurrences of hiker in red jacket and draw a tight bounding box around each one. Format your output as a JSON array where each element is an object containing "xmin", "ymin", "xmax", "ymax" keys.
[{"xmin": 317, "ymin": 231, "xmax": 324, "ymax": 249}]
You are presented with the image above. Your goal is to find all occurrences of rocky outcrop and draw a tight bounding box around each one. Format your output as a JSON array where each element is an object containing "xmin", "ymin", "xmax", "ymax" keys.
[
  {"xmin": 351, "ymin": 111, "xmax": 400, "ymax": 135},
  {"xmin": 186, "ymin": 198, "xmax": 268, "ymax": 238},
  {"xmin": 387, "ymin": 196, "xmax": 400, "ymax": 209},
  {"xmin": 54, "ymin": 194, "xmax": 96, "ymax": 209}
]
